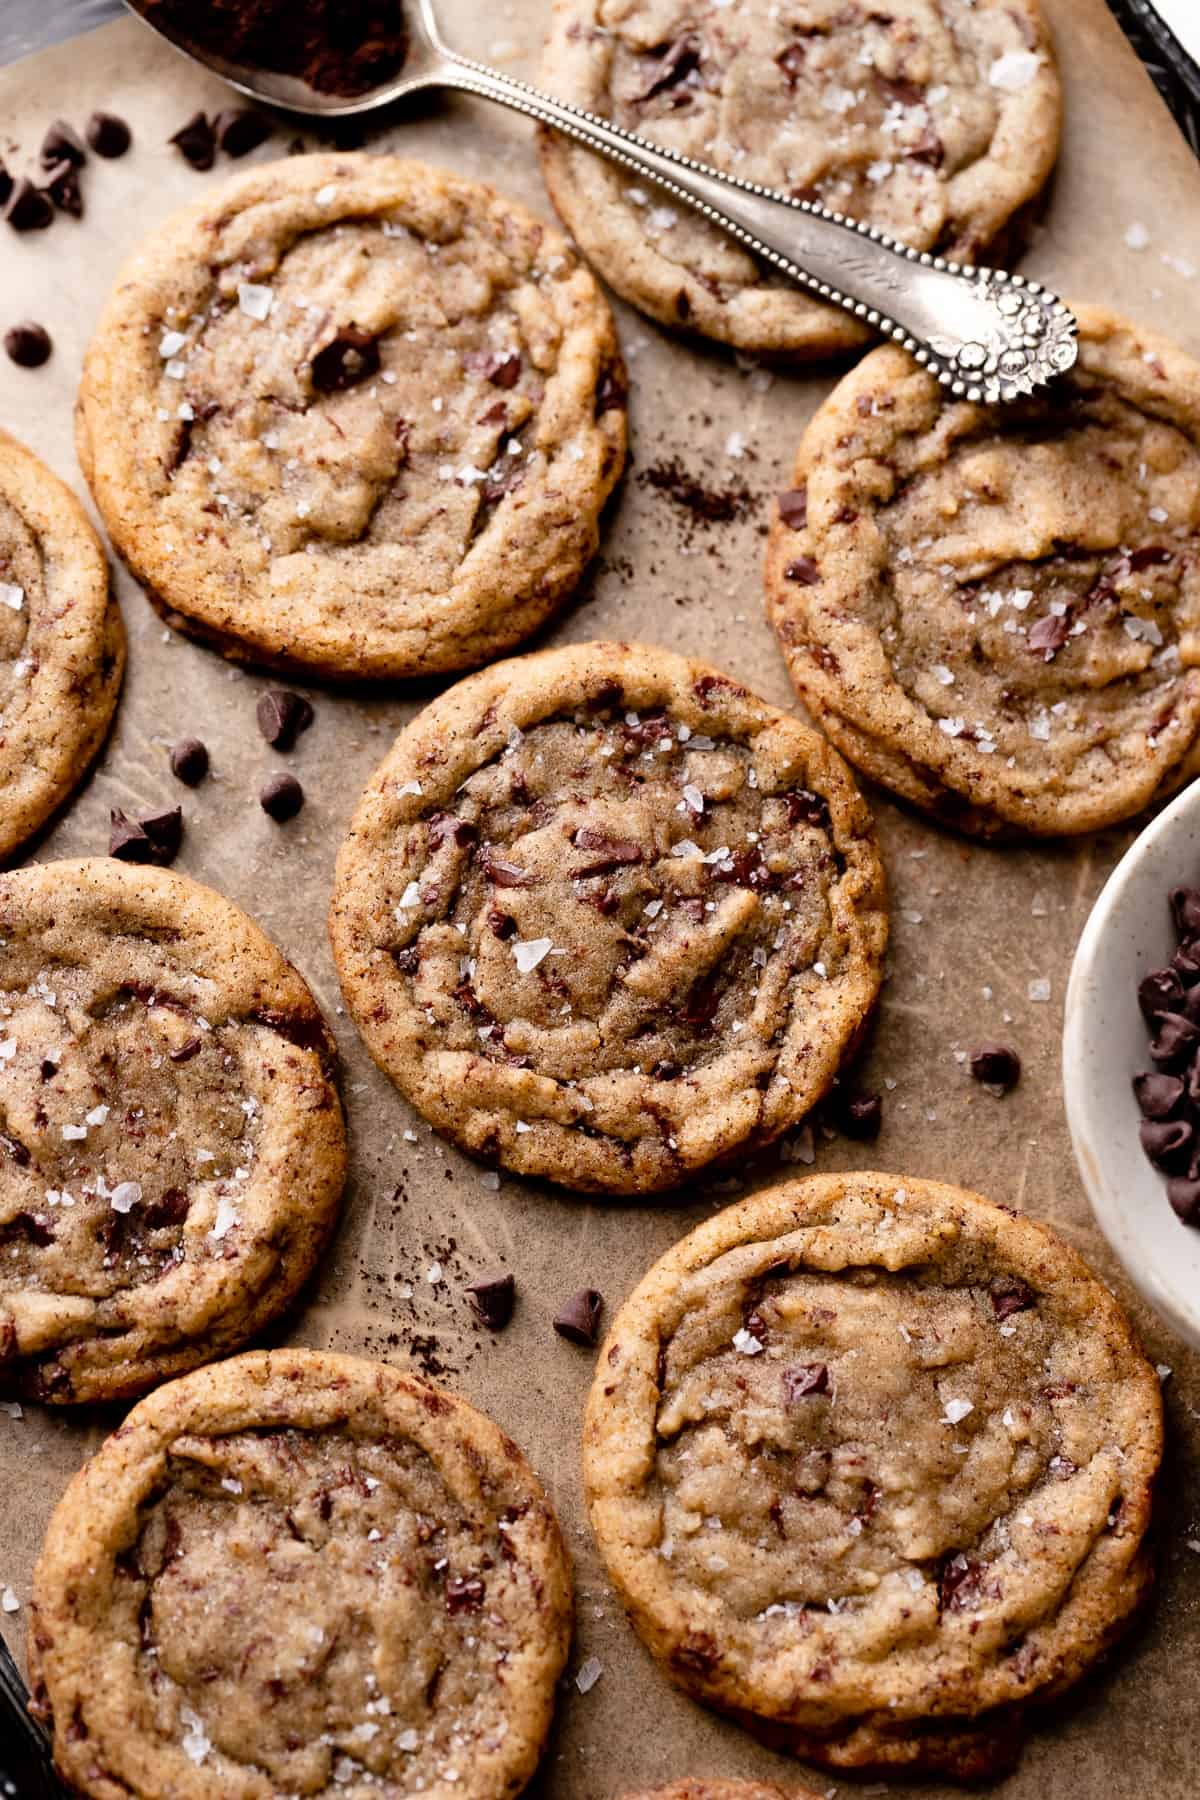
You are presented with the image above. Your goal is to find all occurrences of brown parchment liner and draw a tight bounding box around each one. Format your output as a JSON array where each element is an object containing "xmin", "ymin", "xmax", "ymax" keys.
[{"xmin": 0, "ymin": 2, "xmax": 1197, "ymax": 1795}]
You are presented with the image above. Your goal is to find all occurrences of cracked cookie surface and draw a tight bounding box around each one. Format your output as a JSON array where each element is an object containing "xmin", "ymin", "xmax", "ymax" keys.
[
  {"xmin": 328, "ymin": 642, "xmax": 886, "ymax": 1195},
  {"xmin": 766, "ymin": 304, "xmax": 1200, "ymax": 836},
  {"xmin": 584, "ymin": 1173, "xmax": 1162, "ymax": 1776},
  {"xmin": 77, "ymin": 153, "xmax": 626, "ymax": 680},
  {"xmin": 0, "ymin": 428, "xmax": 123, "ymax": 862},
  {"xmin": 538, "ymin": 0, "xmax": 1060, "ymax": 354},
  {"xmin": 30, "ymin": 1348, "xmax": 572, "ymax": 1800},
  {"xmin": 0, "ymin": 859, "xmax": 345, "ymax": 1403}
]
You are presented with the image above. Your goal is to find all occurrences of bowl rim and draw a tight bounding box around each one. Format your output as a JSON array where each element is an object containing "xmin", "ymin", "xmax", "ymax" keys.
[{"xmin": 1063, "ymin": 778, "xmax": 1200, "ymax": 1351}]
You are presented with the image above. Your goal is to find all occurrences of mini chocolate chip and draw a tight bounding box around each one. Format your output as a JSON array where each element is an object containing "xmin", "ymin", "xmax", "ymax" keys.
[
  {"xmin": 968, "ymin": 1044, "xmax": 1020, "ymax": 1091},
  {"xmin": 170, "ymin": 737, "xmax": 209, "ymax": 785},
  {"xmin": 169, "ymin": 1038, "xmax": 203, "ymax": 1064},
  {"xmin": 1027, "ymin": 613, "xmax": 1069, "ymax": 660},
  {"xmin": 213, "ymin": 108, "xmax": 273, "ymax": 157},
  {"xmin": 4, "ymin": 178, "xmax": 54, "ymax": 231},
  {"xmin": 990, "ymin": 1277, "xmax": 1035, "ymax": 1320},
  {"xmin": 784, "ymin": 556, "xmax": 820, "ymax": 585},
  {"xmin": 310, "ymin": 327, "xmax": 380, "ymax": 392},
  {"xmin": 1174, "ymin": 941, "xmax": 1200, "ymax": 987},
  {"xmin": 429, "ymin": 813, "xmax": 477, "ymax": 849},
  {"xmin": 596, "ymin": 365, "xmax": 627, "ymax": 414},
  {"xmin": 782, "ymin": 1363, "xmax": 829, "ymax": 1400},
  {"xmin": 638, "ymin": 32, "xmax": 702, "ymax": 100},
  {"xmin": 553, "ymin": 1288, "xmax": 603, "ymax": 1347},
  {"xmin": 260, "ymin": 771, "xmax": 304, "ymax": 820},
  {"xmin": 1133, "ymin": 1071, "xmax": 1185, "ymax": 1119},
  {"xmin": 1167, "ymin": 1176, "xmax": 1200, "ymax": 1225},
  {"xmin": 40, "ymin": 120, "xmax": 86, "ymax": 168},
  {"xmin": 777, "ymin": 487, "xmax": 807, "ymax": 529},
  {"xmin": 445, "ymin": 1575, "xmax": 486, "ymax": 1613},
  {"xmin": 42, "ymin": 160, "xmax": 82, "ymax": 217},
  {"xmin": 1187, "ymin": 1056, "xmax": 1200, "ymax": 1108},
  {"xmin": 169, "ymin": 111, "xmax": 216, "ymax": 170},
  {"xmin": 0, "ymin": 1136, "xmax": 31, "ymax": 1170},
  {"xmin": 39, "ymin": 1059, "xmax": 57, "ymax": 1081},
  {"xmin": 256, "ymin": 688, "xmax": 314, "ymax": 750},
  {"xmin": 1140, "ymin": 1117, "xmax": 1194, "ymax": 1171},
  {"xmin": 466, "ymin": 1272, "xmax": 515, "ymax": 1331},
  {"xmin": 1149, "ymin": 1011, "xmax": 1200, "ymax": 1068},
  {"xmin": 141, "ymin": 807, "xmax": 184, "ymax": 866},
  {"xmin": 478, "ymin": 849, "xmax": 534, "ymax": 888},
  {"xmin": 1172, "ymin": 887, "xmax": 1200, "ymax": 937},
  {"xmin": 833, "ymin": 1089, "xmax": 882, "ymax": 1140},
  {"xmin": 143, "ymin": 1187, "xmax": 189, "ymax": 1228},
  {"xmin": 463, "ymin": 348, "xmax": 521, "ymax": 388},
  {"xmin": 784, "ymin": 789, "xmax": 831, "ymax": 830},
  {"xmin": 1139, "ymin": 967, "xmax": 1184, "ymax": 1020},
  {"xmin": 4, "ymin": 322, "xmax": 52, "ymax": 368},
  {"xmin": 86, "ymin": 111, "xmax": 132, "ymax": 157}
]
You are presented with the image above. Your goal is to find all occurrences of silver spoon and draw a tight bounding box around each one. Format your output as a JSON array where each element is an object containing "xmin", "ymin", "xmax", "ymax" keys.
[{"xmin": 123, "ymin": 0, "xmax": 1077, "ymax": 403}]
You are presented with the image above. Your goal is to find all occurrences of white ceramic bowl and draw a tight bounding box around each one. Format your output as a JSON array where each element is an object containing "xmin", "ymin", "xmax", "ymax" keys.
[{"xmin": 1064, "ymin": 780, "xmax": 1200, "ymax": 1351}]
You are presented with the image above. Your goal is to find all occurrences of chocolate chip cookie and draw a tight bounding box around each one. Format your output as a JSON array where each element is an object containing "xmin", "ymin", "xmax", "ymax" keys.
[
  {"xmin": 767, "ymin": 303, "xmax": 1200, "ymax": 836},
  {"xmin": 0, "ymin": 428, "xmax": 123, "ymax": 862},
  {"xmin": 329, "ymin": 642, "xmax": 887, "ymax": 1195},
  {"xmin": 538, "ymin": 0, "xmax": 1060, "ymax": 355},
  {"xmin": 77, "ymin": 152, "xmax": 626, "ymax": 680},
  {"xmin": 30, "ymin": 1347, "xmax": 572, "ymax": 1799},
  {"xmin": 0, "ymin": 859, "xmax": 345, "ymax": 1403},
  {"xmin": 584, "ymin": 1173, "xmax": 1162, "ymax": 1777}
]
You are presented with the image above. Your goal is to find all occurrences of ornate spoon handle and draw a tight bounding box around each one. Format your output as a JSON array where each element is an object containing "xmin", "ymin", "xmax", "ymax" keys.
[{"xmin": 430, "ymin": 47, "xmax": 1077, "ymax": 400}]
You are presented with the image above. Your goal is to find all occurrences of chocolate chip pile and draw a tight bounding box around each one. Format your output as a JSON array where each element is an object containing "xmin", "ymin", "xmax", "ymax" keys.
[
  {"xmin": 1134, "ymin": 884, "xmax": 1200, "ymax": 1224},
  {"xmin": 2, "ymin": 114, "xmax": 130, "ymax": 238}
]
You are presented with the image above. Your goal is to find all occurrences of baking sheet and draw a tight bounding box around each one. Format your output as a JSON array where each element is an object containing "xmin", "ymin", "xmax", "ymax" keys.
[{"xmin": 1, "ymin": 1, "xmax": 1200, "ymax": 1793}]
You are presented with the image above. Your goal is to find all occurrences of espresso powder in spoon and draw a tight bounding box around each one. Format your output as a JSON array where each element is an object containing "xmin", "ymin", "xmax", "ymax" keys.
[{"xmin": 142, "ymin": 0, "xmax": 408, "ymax": 97}]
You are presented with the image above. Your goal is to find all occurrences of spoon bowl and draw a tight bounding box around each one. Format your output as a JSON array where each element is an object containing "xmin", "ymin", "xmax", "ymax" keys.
[{"xmin": 123, "ymin": 0, "xmax": 454, "ymax": 116}]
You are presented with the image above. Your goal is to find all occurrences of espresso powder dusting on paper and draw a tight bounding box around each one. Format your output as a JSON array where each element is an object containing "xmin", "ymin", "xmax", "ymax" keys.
[{"xmin": 142, "ymin": 0, "xmax": 408, "ymax": 96}]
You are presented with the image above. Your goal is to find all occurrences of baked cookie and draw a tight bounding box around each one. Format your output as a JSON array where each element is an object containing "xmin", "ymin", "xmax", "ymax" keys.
[
  {"xmin": 620, "ymin": 1783, "xmax": 812, "ymax": 1799},
  {"xmin": 538, "ymin": 0, "xmax": 1060, "ymax": 356},
  {"xmin": 0, "ymin": 859, "xmax": 345, "ymax": 1403},
  {"xmin": 0, "ymin": 428, "xmax": 123, "ymax": 862},
  {"xmin": 77, "ymin": 152, "xmax": 626, "ymax": 680},
  {"xmin": 766, "ymin": 304, "xmax": 1200, "ymax": 836},
  {"xmin": 329, "ymin": 642, "xmax": 886, "ymax": 1195},
  {"xmin": 584, "ymin": 1173, "xmax": 1162, "ymax": 1777},
  {"xmin": 30, "ymin": 1347, "xmax": 572, "ymax": 1799}
]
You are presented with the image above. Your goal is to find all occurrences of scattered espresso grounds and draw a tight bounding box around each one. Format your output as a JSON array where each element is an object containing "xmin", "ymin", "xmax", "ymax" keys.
[
  {"xmin": 638, "ymin": 454, "xmax": 754, "ymax": 526},
  {"xmin": 143, "ymin": 0, "xmax": 408, "ymax": 97}
]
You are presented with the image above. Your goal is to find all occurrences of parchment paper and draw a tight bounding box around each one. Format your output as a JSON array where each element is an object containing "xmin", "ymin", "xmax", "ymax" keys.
[{"xmin": 1, "ymin": 3, "xmax": 1199, "ymax": 1794}]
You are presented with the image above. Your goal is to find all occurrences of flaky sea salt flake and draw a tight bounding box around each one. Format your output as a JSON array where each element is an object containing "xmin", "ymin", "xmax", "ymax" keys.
[
  {"xmin": 575, "ymin": 1656, "xmax": 603, "ymax": 1694},
  {"xmin": 989, "ymin": 49, "xmax": 1042, "ymax": 90},
  {"xmin": 942, "ymin": 1397, "xmax": 974, "ymax": 1425},
  {"xmin": 513, "ymin": 936, "xmax": 552, "ymax": 974}
]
